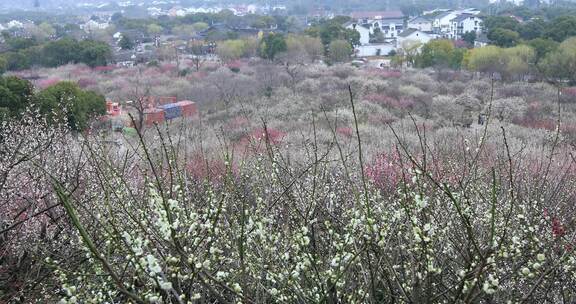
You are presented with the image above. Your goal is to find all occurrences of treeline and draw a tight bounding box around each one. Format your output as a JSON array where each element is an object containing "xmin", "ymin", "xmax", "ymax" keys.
[
  {"xmin": 112, "ymin": 10, "xmax": 303, "ymax": 39},
  {"xmin": 403, "ymin": 36, "xmax": 576, "ymax": 84},
  {"xmin": 0, "ymin": 36, "xmax": 112, "ymax": 72},
  {"xmin": 215, "ymin": 34, "xmax": 314, "ymax": 61},
  {"xmin": 304, "ymin": 17, "xmax": 359, "ymax": 47},
  {"xmin": 399, "ymin": 0, "xmax": 490, "ymax": 16},
  {"xmin": 493, "ymin": 3, "xmax": 576, "ymax": 23},
  {"xmin": 214, "ymin": 18, "xmax": 359, "ymax": 64},
  {"xmin": 482, "ymin": 15, "xmax": 576, "ymax": 48},
  {"xmin": 215, "ymin": 34, "xmax": 356, "ymax": 64},
  {"xmin": 0, "ymin": 76, "xmax": 105, "ymax": 130}
]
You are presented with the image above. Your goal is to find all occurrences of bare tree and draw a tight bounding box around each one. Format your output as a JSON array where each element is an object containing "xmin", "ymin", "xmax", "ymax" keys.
[
  {"xmin": 125, "ymin": 67, "xmax": 153, "ymax": 130},
  {"xmin": 188, "ymin": 40, "xmax": 207, "ymax": 72}
]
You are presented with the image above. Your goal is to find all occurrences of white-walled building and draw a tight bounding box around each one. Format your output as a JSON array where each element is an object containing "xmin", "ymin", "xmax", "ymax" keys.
[
  {"xmin": 346, "ymin": 8, "xmax": 486, "ymax": 56},
  {"xmin": 407, "ymin": 16, "xmax": 433, "ymax": 32},
  {"xmin": 432, "ymin": 11, "xmax": 459, "ymax": 36},
  {"xmin": 449, "ymin": 14, "xmax": 483, "ymax": 40},
  {"xmin": 378, "ymin": 19, "xmax": 405, "ymax": 39},
  {"xmin": 81, "ymin": 20, "xmax": 110, "ymax": 32},
  {"xmin": 397, "ymin": 29, "xmax": 433, "ymax": 49},
  {"xmin": 345, "ymin": 22, "xmax": 371, "ymax": 45},
  {"xmin": 346, "ymin": 10, "xmax": 405, "ymax": 43},
  {"xmin": 345, "ymin": 18, "xmax": 405, "ymax": 42},
  {"xmin": 422, "ymin": 9, "xmax": 484, "ymax": 39},
  {"xmin": 355, "ymin": 43, "xmax": 396, "ymax": 57}
]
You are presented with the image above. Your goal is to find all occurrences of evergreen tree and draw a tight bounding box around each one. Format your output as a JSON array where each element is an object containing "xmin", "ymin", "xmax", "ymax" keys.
[
  {"xmin": 119, "ymin": 34, "xmax": 135, "ymax": 50},
  {"xmin": 34, "ymin": 82, "xmax": 106, "ymax": 131},
  {"xmin": 259, "ymin": 33, "xmax": 287, "ymax": 60}
]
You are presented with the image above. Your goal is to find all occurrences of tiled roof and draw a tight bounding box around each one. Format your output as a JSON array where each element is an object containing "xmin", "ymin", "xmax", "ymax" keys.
[
  {"xmin": 435, "ymin": 11, "xmax": 454, "ymax": 20},
  {"xmin": 451, "ymin": 14, "xmax": 475, "ymax": 23},
  {"xmin": 351, "ymin": 10, "xmax": 404, "ymax": 19},
  {"xmin": 398, "ymin": 28, "xmax": 418, "ymax": 37},
  {"xmin": 409, "ymin": 16, "xmax": 432, "ymax": 23}
]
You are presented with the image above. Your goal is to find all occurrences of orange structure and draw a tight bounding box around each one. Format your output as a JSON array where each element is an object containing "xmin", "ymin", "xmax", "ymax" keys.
[
  {"xmin": 175, "ymin": 100, "xmax": 198, "ymax": 117},
  {"xmin": 106, "ymin": 101, "xmax": 122, "ymax": 116},
  {"xmin": 144, "ymin": 108, "xmax": 165, "ymax": 126}
]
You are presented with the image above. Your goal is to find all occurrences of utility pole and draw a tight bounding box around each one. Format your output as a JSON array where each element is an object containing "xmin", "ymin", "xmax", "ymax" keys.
[{"xmin": 173, "ymin": 42, "xmax": 180, "ymax": 76}]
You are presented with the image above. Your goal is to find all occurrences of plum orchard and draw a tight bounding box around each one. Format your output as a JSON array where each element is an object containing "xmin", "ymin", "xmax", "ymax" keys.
[{"xmin": 2, "ymin": 95, "xmax": 576, "ymax": 303}]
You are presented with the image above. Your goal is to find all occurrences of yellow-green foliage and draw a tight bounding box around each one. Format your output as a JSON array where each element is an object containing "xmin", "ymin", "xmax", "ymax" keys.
[
  {"xmin": 504, "ymin": 45, "xmax": 536, "ymax": 78},
  {"xmin": 466, "ymin": 45, "xmax": 535, "ymax": 80},
  {"xmin": 466, "ymin": 45, "xmax": 505, "ymax": 73},
  {"xmin": 216, "ymin": 38, "xmax": 258, "ymax": 62},
  {"xmin": 328, "ymin": 39, "xmax": 352, "ymax": 63},
  {"xmin": 284, "ymin": 34, "xmax": 324, "ymax": 62},
  {"xmin": 539, "ymin": 37, "xmax": 576, "ymax": 83}
]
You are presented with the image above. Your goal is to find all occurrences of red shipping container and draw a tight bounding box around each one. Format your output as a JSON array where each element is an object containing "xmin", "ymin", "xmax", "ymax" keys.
[
  {"xmin": 176, "ymin": 100, "xmax": 198, "ymax": 117},
  {"xmin": 158, "ymin": 96, "xmax": 177, "ymax": 105},
  {"xmin": 142, "ymin": 96, "xmax": 156, "ymax": 108},
  {"xmin": 144, "ymin": 108, "xmax": 165, "ymax": 126}
]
